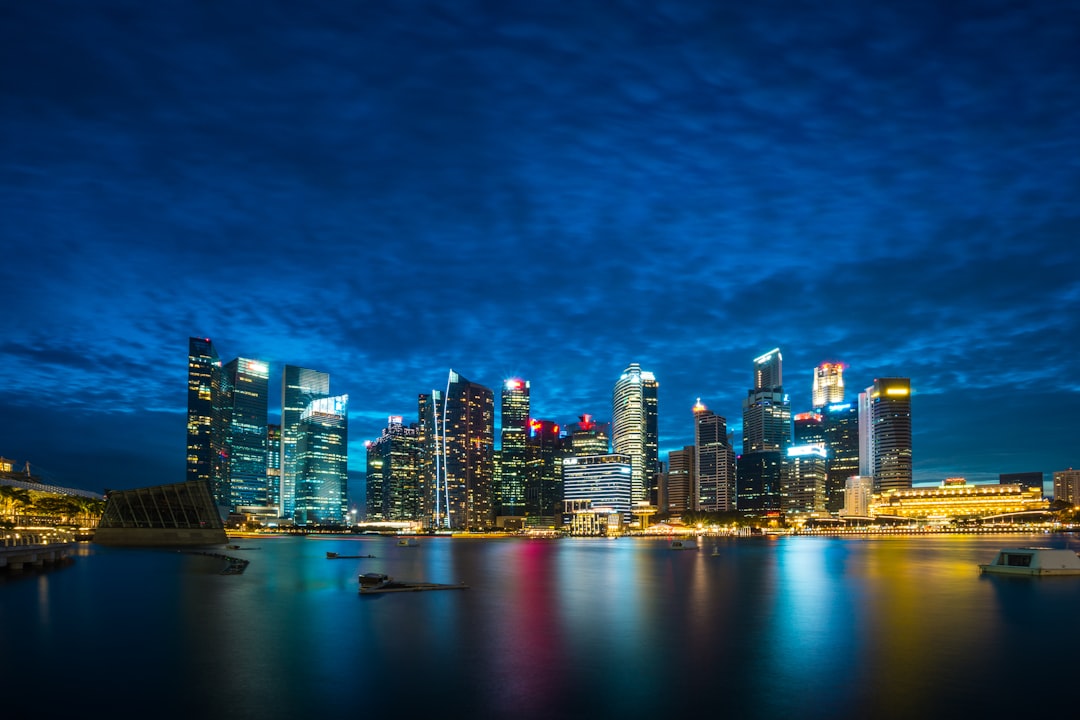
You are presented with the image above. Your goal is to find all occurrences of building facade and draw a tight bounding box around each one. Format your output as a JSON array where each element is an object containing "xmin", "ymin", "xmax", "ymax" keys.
[
  {"xmin": 366, "ymin": 415, "xmax": 422, "ymax": 522},
  {"xmin": 186, "ymin": 337, "xmax": 222, "ymax": 494},
  {"xmin": 281, "ymin": 365, "xmax": 330, "ymax": 518},
  {"xmin": 612, "ymin": 363, "xmax": 659, "ymax": 505},
  {"xmin": 498, "ymin": 378, "xmax": 530, "ymax": 518},
  {"xmin": 562, "ymin": 454, "xmax": 634, "ymax": 519},
  {"xmin": 822, "ymin": 402, "xmax": 860, "ymax": 514},
  {"xmin": 736, "ymin": 450, "xmax": 783, "ymax": 517},
  {"xmin": 1054, "ymin": 469, "xmax": 1080, "ymax": 505},
  {"xmin": 742, "ymin": 348, "xmax": 792, "ymax": 453},
  {"xmin": 526, "ymin": 418, "xmax": 563, "ymax": 520},
  {"xmin": 665, "ymin": 446, "xmax": 694, "ymax": 514},
  {"xmin": 812, "ymin": 362, "xmax": 845, "ymax": 409},
  {"xmin": 222, "ymin": 357, "xmax": 270, "ymax": 512},
  {"xmin": 782, "ymin": 444, "xmax": 827, "ymax": 516},
  {"xmin": 864, "ymin": 378, "xmax": 912, "ymax": 494},
  {"xmin": 294, "ymin": 395, "xmax": 349, "ymax": 526},
  {"xmin": 693, "ymin": 399, "xmax": 736, "ymax": 512}
]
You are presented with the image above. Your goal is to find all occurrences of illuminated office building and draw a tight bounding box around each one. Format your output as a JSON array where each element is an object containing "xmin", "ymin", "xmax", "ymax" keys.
[
  {"xmin": 425, "ymin": 370, "xmax": 494, "ymax": 531},
  {"xmin": 365, "ymin": 415, "xmax": 422, "ymax": 522},
  {"xmin": 782, "ymin": 444, "xmax": 827, "ymax": 516},
  {"xmin": 812, "ymin": 362, "xmax": 846, "ymax": 409},
  {"xmin": 281, "ymin": 366, "xmax": 330, "ymax": 518},
  {"xmin": 863, "ymin": 378, "xmax": 912, "ymax": 494},
  {"xmin": 665, "ymin": 446, "xmax": 694, "ymax": 514},
  {"xmin": 566, "ymin": 414, "xmax": 610, "ymax": 457},
  {"xmin": 266, "ymin": 424, "xmax": 281, "ymax": 511},
  {"xmin": 612, "ymin": 363, "xmax": 659, "ymax": 504},
  {"xmin": 526, "ymin": 419, "xmax": 564, "ymax": 520},
  {"xmin": 694, "ymin": 399, "xmax": 736, "ymax": 512},
  {"xmin": 822, "ymin": 402, "xmax": 860, "ymax": 514},
  {"xmin": 736, "ymin": 450, "xmax": 783, "ymax": 516},
  {"xmin": 186, "ymin": 337, "xmax": 223, "ymax": 493},
  {"xmin": 498, "ymin": 378, "xmax": 530, "ymax": 518},
  {"xmin": 294, "ymin": 395, "xmax": 348, "ymax": 525},
  {"xmin": 742, "ymin": 349, "xmax": 791, "ymax": 453},
  {"xmin": 793, "ymin": 412, "xmax": 825, "ymax": 446},
  {"xmin": 562, "ymin": 454, "xmax": 633, "ymax": 519},
  {"xmin": 1054, "ymin": 469, "xmax": 1080, "ymax": 505},
  {"xmin": 222, "ymin": 357, "xmax": 270, "ymax": 512}
]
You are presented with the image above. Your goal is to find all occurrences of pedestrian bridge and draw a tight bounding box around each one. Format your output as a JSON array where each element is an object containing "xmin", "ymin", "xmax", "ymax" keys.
[{"xmin": 0, "ymin": 529, "xmax": 75, "ymax": 571}]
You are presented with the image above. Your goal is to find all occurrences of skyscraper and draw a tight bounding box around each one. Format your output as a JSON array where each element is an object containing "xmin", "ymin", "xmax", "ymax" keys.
[
  {"xmin": 526, "ymin": 418, "xmax": 564, "ymax": 520},
  {"xmin": 1053, "ymin": 468, "xmax": 1080, "ymax": 505},
  {"xmin": 222, "ymin": 357, "xmax": 270, "ymax": 512},
  {"xmin": 430, "ymin": 370, "xmax": 494, "ymax": 531},
  {"xmin": 812, "ymin": 362, "xmax": 845, "ymax": 409},
  {"xmin": 864, "ymin": 378, "xmax": 913, "ymax": 494},
  {"xmin": 281, "ymin": 366, "xmax": 330, "ymax": 518},
  {"xmin": 566, "ymin": 414, "xmax": 610, "ymax": 457},
  {"xmin": 693, "ymin": 399, "xmax": 736, "ymax": 512},
  {"xmin": 186, "ymin": 337, "xmax": 222, "ymax": 493},
  {"xmin": 498, "ymin": 378, "xmax": 530, "ymax": 518},
  {"xmin": 366, "ymin": 415, "xmax": 422, "ymax": 522},
  {"xmin": 266, "ymin": 424, "xmax": 281, "ymax": 511},
  {"xmin": 782, "ymin": 445, "xmax": 827, "ymax": 515},
  {"xmin": 822, "ymin": 402, "xmax": 860, "ymax": 514},
  {"xmin": 735, "ymin": 450, "xmax": 783, "ymax": 516},
  {"xmin": 665, "ymin": 446, "xmax": 694, "ymax": 514},
  {"xmin": 294, "ymin": 394, "xmax": 348, "ymax": 525},
  {"xmin": 742, "ymin": 348, "xmax": 791, "ymax": 453},
  {"xmin": 612, "ymin": 363, "xmax": 659, "ymax": 504}
]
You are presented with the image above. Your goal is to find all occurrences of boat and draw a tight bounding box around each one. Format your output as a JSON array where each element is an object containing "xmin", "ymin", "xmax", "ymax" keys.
[
  {"xmin": 326, "ymin": 551, "xmax": 376, "ymax": 559},
  {"xmin": 397, "ymin": 538, "xmax": 419, "ymax": 547},
  {"xmin": 670, "ymin": 539, "xmax": 697, "ymax": 550},
  {"xmin": 978, "ymin": 547, "xmax": 1080, "ymax": 576},
  {"xmin": 358, "ymin": 572, "xmax": 468, "ymax": 594}
]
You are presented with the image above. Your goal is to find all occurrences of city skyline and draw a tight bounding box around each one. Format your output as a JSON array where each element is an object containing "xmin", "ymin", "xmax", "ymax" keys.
[{"xmin": 3, "ymin": 1, "xmax": 1078, "ymax": 497}]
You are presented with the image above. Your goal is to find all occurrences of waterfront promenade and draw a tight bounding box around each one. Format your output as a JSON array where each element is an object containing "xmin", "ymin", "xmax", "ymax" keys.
[{"xmin": 0, "ymin": 529, "xmax": 75, "ymax": 571}]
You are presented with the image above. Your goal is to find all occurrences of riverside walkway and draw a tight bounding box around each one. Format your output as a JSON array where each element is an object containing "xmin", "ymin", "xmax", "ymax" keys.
[{"xmin": 0, "ymin": 529, "xmax": 76, "ymax": 571}]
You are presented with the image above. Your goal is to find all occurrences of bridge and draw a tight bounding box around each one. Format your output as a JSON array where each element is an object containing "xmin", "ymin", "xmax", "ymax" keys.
[{"xmin": 0, "ymin": 529, "xmax": 76, "ymax": 571}]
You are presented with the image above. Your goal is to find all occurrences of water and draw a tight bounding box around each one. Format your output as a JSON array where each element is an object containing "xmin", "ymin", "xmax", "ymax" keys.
[{"xmin": 4, "ymin": 533, "xmax": 1080, "ymax": 719}]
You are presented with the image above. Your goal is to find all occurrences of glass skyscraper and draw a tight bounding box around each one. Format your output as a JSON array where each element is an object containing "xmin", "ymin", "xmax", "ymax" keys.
[
  {"xmin": 186, "ymin": 337, "xmax": 222, "ymax": 494},
  {"xmin": 222, "ymin": 357, "xmax": 270, "ymax": 512},
  {"xmin": 365, "ymin": 415, "xmax": 422, "ymax": 522},
  {"xmin": 498, "ymin": 378, "xmax": 530, "ymax": 518},
  {"xmin": 427, "ymin": 370, "xmax": 494, "ymax": 531},
  {"xmin": 294, "ymin": 394, "xmax": 348, "ymax": 525},
  {"xmin": 865, "ymin": 378, "xmax": 912, "ymax": 494},
  {"xmin": 281, "ymin": 365, "xmax": 330, "ymax": 518},
  {"xmin": 742, "ymin": 348, "xmax": 791, "ymax": 453},
  {"xmin": 812, "ymin": 362, "xmax": 846, "ymax": 409},
  {"xmin": 526, "ymin": 418, "xmax": 563, "ymax": 520},
  {"xmin": 822, "ymin": 402, "xmax": 859, "ymax": 514},
  {"xmin": 612, "ymin": 363, "xmax": 659, "ymax": 504}
]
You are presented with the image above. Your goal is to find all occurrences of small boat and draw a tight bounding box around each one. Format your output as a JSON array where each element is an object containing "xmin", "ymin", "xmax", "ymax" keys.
[
  {"xmin": 670, "ymin": 539, "xmax": 697, "ymax": 550},
  {"xmin": 397, "ymin": 538, "xmax": 419, "ymax": 547},
  {"xmin": 359, "ymin": 572, "xmax": 393, "ymax": 590},
  {"xmin": 979, "ymin": 547, "xmax": 1080, "ymax": 576}
]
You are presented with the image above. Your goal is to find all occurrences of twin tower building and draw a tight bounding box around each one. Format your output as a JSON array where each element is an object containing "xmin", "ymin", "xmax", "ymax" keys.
[{"xmin": 187, "ymin": 336, "xmax": 912, "ymax": 529}]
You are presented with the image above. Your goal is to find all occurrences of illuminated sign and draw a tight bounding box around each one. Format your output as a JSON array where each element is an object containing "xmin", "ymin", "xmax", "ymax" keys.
[
  {"xmin": 826, "ymin": 403, "xmax": 852, "ymax": 412},
  {"xmin": 244, "ymin": 359, "xmax": 269, "ymax": 376},
  {"xmin": 885, "ymin": 387, "xmax": 910, "ymax": 396},
  {"xmin": 754, "ymin": 348, "xmax": 781, "ymax": 364},
  {"xmin": 505, "ymin": 379, "xmax": 523, "ymax": 390},
  {"xmin": 793, "ymin": 412, "xmax": 821, "ymax": 422},
  {"xmin": 787, "ymin": 444, "xmax": 827, "ymax": 458}
]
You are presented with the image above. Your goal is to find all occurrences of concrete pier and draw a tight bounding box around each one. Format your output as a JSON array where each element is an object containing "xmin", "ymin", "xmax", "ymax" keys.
[{"xmin": 0, "ymin": 531, "xmax": 75, "ymax": 571}]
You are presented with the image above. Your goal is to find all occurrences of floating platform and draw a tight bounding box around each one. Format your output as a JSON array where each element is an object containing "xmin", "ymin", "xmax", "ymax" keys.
[
  {"xmin": 358, "ymin": 572, "xmax": 468, "ymax": 594},
  {"xmin": 326, "ymin": 551, "xmax": 376, "ymax": 559}
]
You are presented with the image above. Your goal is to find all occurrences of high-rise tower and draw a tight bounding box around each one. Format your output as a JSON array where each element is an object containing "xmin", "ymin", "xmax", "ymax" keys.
[
  {"xmin": 693, "ymin": 399, "xmax": 736, "ymax": 512},
  {"xmin": 863, "ymin": 378, "xmax": 912, "ymax": 494},
  {"xmin": 612, "ymin": 363, "xmax": 658, "ymax": 504},
  {"xmin": 430, "ymin": 370, "xmax": 494, "ymax": 531},
  {"xmin": 365, "ymin": 415, "xmax": 422, "ymax": 522},
  {"xmin": 822, "ymin": 402, "xmax": 859, "ymax": 514},
  {"xmin": 526, "ymin": 418, "xmax": 564, "ymax": 519},
  {"xmin": 186, "ymin": 337, "xmax": 222, "ymax": 494},
  {"xmin": 498, "ymin": 378, "xmax": 530, "ymax": 518},
  {"xmin": 281, "ymin": 366, "xmax": 330, "ymax": 518},
  {"xmin": 742, "ymin": 348, "xmax": 791, "ymax": 453},
  {"xmin": 294, "ymin": 394, "xmax": 348, "ymax": 525},
  {"xmin": 222, "ymin": 357, "xmax": 270, "ymax": 512},
  {"xmin": 812, "ymin": 362, "xmax": 846, "ymax": 409}
]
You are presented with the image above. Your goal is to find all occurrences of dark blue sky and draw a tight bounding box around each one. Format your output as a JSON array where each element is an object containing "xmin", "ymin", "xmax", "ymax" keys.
[{"xmin": 3, "ymin": 0, "xmax": 1078, "ymax": 497}]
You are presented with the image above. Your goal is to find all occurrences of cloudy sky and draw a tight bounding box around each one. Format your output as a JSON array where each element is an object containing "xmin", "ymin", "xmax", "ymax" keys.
[{"xmin": 3, "ymin": 0, "xmax": 1078, "ymax": 500}]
